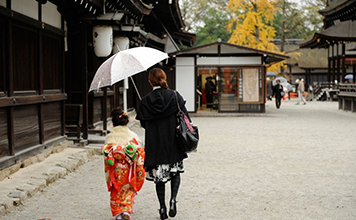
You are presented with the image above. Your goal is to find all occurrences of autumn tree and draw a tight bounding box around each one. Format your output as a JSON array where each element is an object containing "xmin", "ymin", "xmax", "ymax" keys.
[{"xmin": 226, "ymin": 0, "xmax": 279, "ymax": 52}]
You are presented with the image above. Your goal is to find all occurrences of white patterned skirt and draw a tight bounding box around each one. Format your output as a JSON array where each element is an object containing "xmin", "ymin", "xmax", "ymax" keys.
[{"xmin": 146, "ymin": 161, "xmax": 184, "ymax": 183}]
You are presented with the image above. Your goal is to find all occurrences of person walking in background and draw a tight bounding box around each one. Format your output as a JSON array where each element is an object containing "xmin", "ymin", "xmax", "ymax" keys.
[
  {"xmin": 103, "ymin": 108, "xmax": 145, "ymax": 220},
  {"xmin": 205, "ymin": 76, "xmax": 215, "ymax": 108},
  {"xmin": 296, "ymin": 78, "xmax": 307, "ymax": 105},
  {"xmin": 272, "ymin": 79, "xmax": 284, "ymax": 109},
  {"xmin": 267, "ymin": 78, "xmax": 273, "ymax": 101},
  {"xmin": 136, "ymin": 68, "xmax": 191, "ymax": 220}
]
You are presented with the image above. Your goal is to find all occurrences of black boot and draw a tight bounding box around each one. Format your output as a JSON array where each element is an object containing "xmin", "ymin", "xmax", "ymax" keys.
[
  {"xmin": 169, "ymin": 173, "xmax": 180, "ymax": 217},
  {"xmin": 156, "ymin": 182, "xmax": 168, "ymax": 220}
]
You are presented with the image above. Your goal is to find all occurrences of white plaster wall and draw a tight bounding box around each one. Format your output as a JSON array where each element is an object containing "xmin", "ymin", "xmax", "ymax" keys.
[
  {"xmin": 12, "ymin": 0, "xmax": 38, "ymax": 20},
  {"xmin": 42, "ymin": 2, "xmax": 61, "ymax": 29},
  {"xmin": 346, "ymin": 51, "xmax": 356, "ymax": 55},
  {"xmin": 197, "ymin": 57, "xmax": 261, "ymax": 65},
  {"xmin": 176, "ymin": 57, "xmax": 195, "ymax": 112},
  {"xmin": 0, "ymin": 0, "xmax": 6, "ymax": 7},
  {"xmin": 176, "ymin": 57, "xmax": 194, "ymax": 66}
]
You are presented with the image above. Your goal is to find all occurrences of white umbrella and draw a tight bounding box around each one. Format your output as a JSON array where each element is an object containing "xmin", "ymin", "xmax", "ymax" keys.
[
  {"xmin": 345, "ymin": 74, "xmax": 353, "ymax": 79},
  {"xmin": 89, "ymin": 47, "xmax": 168, "ymax": 93},
  {"xmin": 272, "ymin": 77, "xmax": 288, "ymax": 86},
  {"xmin": 267, "ymin": 71, "xmax": 277, "ymax": 77}
]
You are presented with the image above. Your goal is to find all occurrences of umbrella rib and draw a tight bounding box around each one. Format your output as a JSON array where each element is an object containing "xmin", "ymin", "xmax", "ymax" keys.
[{"xmin": 130, "ymin": 76, "xmax": 142, "ymax": 100}]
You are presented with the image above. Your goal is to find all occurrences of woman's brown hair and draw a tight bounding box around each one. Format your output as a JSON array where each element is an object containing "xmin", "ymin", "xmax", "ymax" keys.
[{"xmin": 148, "ymin": 68, "xmax": 169, "ymax": 89}]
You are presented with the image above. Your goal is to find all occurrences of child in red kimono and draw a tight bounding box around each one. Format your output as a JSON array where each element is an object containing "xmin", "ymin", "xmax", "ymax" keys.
[{"xmin": 103, "ymin": 108, "xmax": 145, "ymax": 220}]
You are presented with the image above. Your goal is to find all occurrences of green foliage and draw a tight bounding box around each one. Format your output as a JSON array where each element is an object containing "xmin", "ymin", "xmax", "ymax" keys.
[
  {"xmin": 301, "ymin": 0, "xmax": 326, "ymax": 34},
  {"xmin": 273, "ymin": 1, "xmax": 311, "ymax": 39},
  {"xmin": 195, "ymin": 7, "xmax": 231, "ymax": 45},
  {"xmin": 273, "ymin": 0, "xmax": 326, "ymax": 39},
  {"xmin": 180, "ymin": 0, "xmax": 229, "ymax": 32}
]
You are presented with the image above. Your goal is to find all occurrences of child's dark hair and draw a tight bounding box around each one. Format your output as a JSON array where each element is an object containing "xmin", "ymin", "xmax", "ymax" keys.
[{"xmin": 111, "ymin": 107, "xmax": 129, "ymax": 126}]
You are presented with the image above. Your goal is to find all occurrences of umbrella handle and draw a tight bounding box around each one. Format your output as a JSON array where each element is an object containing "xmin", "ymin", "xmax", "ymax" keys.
[{"xmin": 130, "ymin": 76, "xmax": 142, "ymax": 100}]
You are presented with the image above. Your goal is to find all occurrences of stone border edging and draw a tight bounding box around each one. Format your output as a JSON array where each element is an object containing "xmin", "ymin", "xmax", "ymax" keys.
[{"xmin": 0, "ymin": 145, "xmax": 102, "ymax": 216}]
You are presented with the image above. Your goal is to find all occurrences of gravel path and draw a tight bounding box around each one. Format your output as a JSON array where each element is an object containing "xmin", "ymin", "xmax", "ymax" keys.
[{"xmin": 1, "ymin": 100, "xmax": 356, "ymax": 220}]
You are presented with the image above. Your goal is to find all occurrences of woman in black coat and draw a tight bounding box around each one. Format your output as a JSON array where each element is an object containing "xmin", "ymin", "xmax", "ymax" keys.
[
  {"xmin": 136, "ymin": 68, "xmax": 191, "ymax": 220},
  {"xmin": 272, "ymin": 79, "xmax": 284, "ymax": 109}
]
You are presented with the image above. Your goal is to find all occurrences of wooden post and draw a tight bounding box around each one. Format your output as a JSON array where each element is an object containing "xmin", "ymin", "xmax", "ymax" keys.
[
  {"xmin": 342, "ymin": 43, "xmax": 346, "ymax": 82},
  {"xmin": 328, "ymin": 46, "xmax": 331, "ymax": 83},
  {"xmin": 337, "ymin": 43, "xmax": 340, "ymax": 83},
  {"xmin": 81, "ymin": 23, "xmax": 88, "ymax": 140},
  {"xmin": 61, "ymin": 21, "xmax": 66, "ymax": 136},
  {"xmin": 103, "ymin": 87, "xmax": 107, "ymax": 131},
  {"xmin": 332, "ymin": 44, "xmax": 336, "ymax": 83},
  {"xmin": 38, "ymin": 26, "xmax": 44, "ymax": 144},
  {"xmin": 7, "ymin": 17, "xmax": 14, "ymax": 155}
]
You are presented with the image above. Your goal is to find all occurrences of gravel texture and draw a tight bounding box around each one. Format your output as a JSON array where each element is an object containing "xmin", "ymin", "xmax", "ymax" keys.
[{"xmin": 1, "ymin": 99, "xmax": 356, "ymax": 220}]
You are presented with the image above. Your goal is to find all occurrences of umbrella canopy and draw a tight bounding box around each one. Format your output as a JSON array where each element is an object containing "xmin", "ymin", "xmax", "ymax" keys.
[
  {"xmin": 272, "ymin": 77, "xmax": 288, "ymax": 86},
  {"xmin": 267, "ymin": 71, "xmax": 277, "ymax": 77},
  {"xmin": 89, "ymin": 47, "xmax": 168, "ymax": 92},
  {"xmin": 345, "ymin": 74, "xmax": 353, "ymax": 79}
]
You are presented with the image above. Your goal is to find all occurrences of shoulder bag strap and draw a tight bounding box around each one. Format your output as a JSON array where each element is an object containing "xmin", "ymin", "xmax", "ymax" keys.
[
  {"xmin": 174, "ymin": 91, "xmax": 183, "ymax": 113},
  {"xmin": 174, "ymin": 91, "xmax": 194, "ymax": 132}
]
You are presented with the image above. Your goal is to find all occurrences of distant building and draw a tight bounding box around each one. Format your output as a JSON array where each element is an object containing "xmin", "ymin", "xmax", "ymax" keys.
[
  {"xmin": 299, "ymin": 0, "xmax": 356, "ymax": 84},
  {"xmin": 274, "ymin": 39, "xmax": 329, "ymax": 85},
  {"xmin": 170, "ymin": 41, "xmax": 288, "ymax": 113}
]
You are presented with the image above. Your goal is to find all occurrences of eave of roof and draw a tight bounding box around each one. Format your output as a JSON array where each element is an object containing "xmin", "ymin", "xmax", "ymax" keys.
[
  {"xmin": 299, "ymin": 20, "xmax": 356, "ymax": 49},
  {"xmin": 170, "ymin": 41, "xmax": 289, "ymax": 64},
  {"xmin": 105, "ymin": 0, "xmax": 152, "ymax": 16},
  {"xmin": 320, "ymin": 0, "xmax": 356, "ymax": 22}
]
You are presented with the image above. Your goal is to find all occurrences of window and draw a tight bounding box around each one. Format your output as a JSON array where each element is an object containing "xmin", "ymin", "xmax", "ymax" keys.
[{"xmin": 219, "ymin": 67, "xmax": 239, "ymax": 111}]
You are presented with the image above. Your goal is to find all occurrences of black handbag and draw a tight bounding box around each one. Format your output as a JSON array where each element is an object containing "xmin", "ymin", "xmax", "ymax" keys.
[{"xmin": 174, "ymin": 91, "xmax": 199, "ymax": 153}]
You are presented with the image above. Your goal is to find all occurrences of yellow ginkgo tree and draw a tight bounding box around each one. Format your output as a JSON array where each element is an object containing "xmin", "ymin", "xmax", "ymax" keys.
[{"xmin": 226, "ymin": 0, "xmax": 284, "ymax": 73}]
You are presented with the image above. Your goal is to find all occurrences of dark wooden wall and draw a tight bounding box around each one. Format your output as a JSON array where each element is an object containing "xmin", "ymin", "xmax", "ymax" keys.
[{"xmin": 0, "ymin": 7, "xmax": 66, "ymax": 169}]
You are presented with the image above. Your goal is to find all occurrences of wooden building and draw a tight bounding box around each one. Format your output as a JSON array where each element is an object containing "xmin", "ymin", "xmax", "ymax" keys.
[
  {"xmin": 274, "ymin": 39, "xmax": 329, "ymax": 85},
  {"xmin": 299, "ymin": 0, "xmax": 356, "ymax": 84},
  {"xmin": 170, "ymin": 41, "xmax": 288, "ymax": 113},
  {"xmin": 0, "ymin": 0, "xmax": 194, "ymax": 170},
  {"xmin": 299, "ymin": 0, "xmax": 356, "ymax": 110}
]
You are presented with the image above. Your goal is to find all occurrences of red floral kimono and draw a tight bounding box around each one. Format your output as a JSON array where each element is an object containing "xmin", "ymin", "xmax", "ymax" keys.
[{"xmin": 103, "ymin": 137, "xmax": 145, "ymax": 216}]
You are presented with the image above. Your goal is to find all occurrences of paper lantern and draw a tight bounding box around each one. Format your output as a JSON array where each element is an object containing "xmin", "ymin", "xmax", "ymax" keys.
[
  {"xmin": 93, "ymin": 25, "xmax": 113, "ymax": 57},
  {"xmin": 113, "ymin": 37, "xmax": 130, "ymax": 53}
]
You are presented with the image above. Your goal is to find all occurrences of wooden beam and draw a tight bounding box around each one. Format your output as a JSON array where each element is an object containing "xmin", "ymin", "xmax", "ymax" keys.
[{"xmin": 0, "ymin": 94, "xmax": 67, "ymax": 107}]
